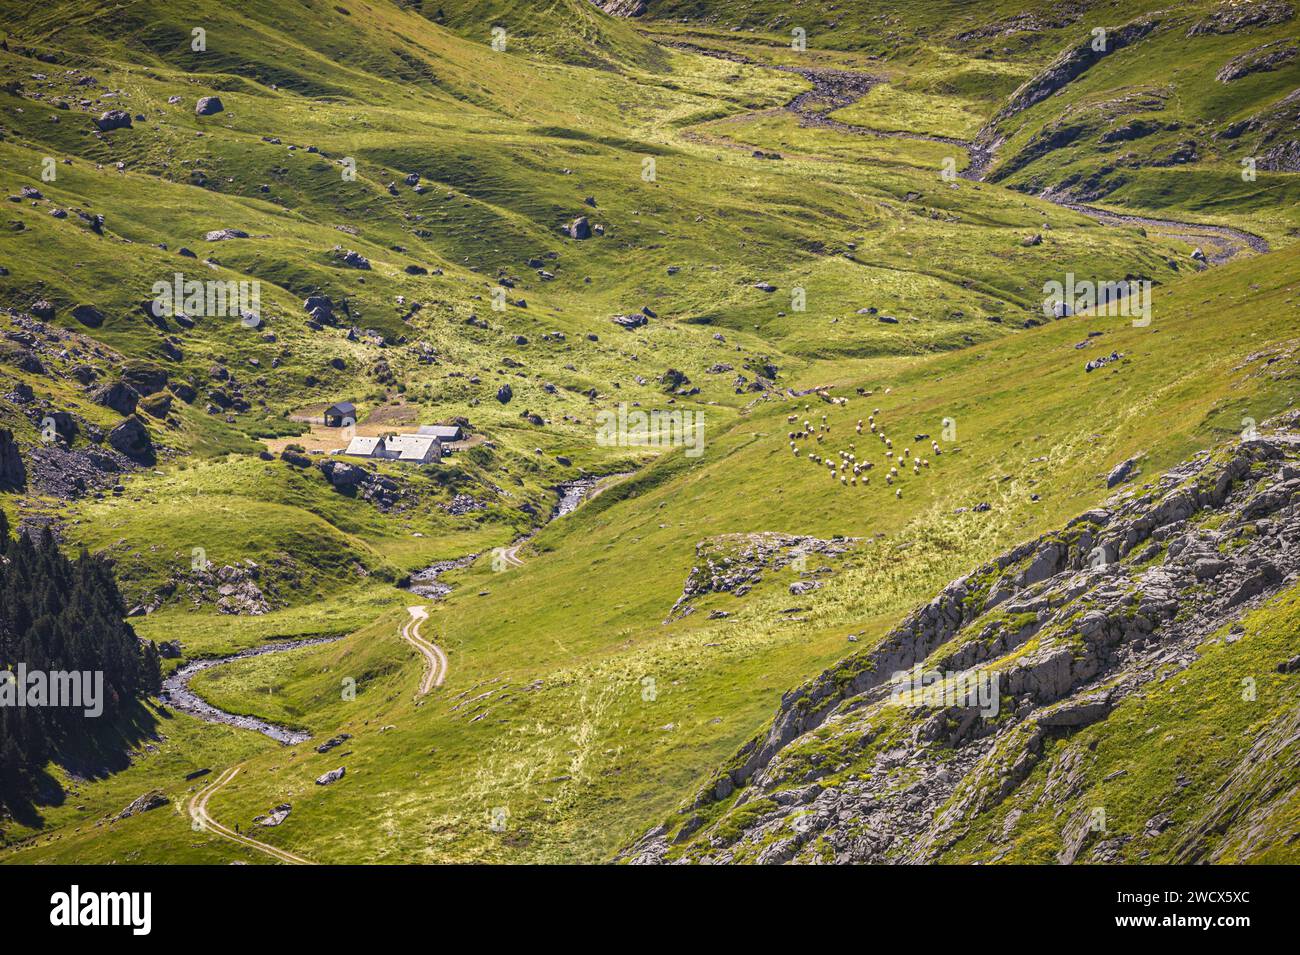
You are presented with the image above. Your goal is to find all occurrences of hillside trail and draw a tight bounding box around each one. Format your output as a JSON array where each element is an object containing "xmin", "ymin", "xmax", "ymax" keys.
[
  {"xmin": 661, "ymin": 40, "xmax": 1269, "ymax": 263},
  {"xmin": 402, "ymin": 605, "xmax": 447, "ymax": 695},
  {"xmin": 178, "ymin": 474, "xmax": 626, "ymax": 862},
  {"xmin": 187, "ymin": 766, "xmax": 314, "ymax": 865}
]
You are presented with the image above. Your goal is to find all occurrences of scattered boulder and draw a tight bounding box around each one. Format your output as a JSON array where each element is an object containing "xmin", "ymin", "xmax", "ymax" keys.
[
  {"xmin": 107, "ymin": 416, "xmax": 154, "ymax": 464},
  {"xmin": 93, "ymin": 381, "xmax": 140, "ymax": 416},
  {"xmin": 256, "ymin": 804, "xmax": 292, "ymax": 827},
  {"xmin": 315, "ymin": 767, "xmax": 345, "ymax": 786},
  {"xmin": 611, "ymin": 313, "xmax": 647, "ymax": 330},
  {"xmin": 316, "ymin": 733, "xmax": 352, "ymax": 754},
  {"xmin": 205, "ymin": 228, "xmax": 248, "ymax": 241},
  {"xmin": 195, "ymin": 95, "xmax": 224, "ymax": 116},
  {"xmin": 115, "ymin": 790, "xmax": 167, "ymax": 820},
  {"xmin": 70, "ymin": 304, "xmax": 105, "ymax": 328},
  {"xmin": 496, "ymin": 383, "xmax": 514, "ymax": 404},
  {"xmin": 1107, "ymin": 455, "xmax": 1142, "ymax": 488},
  {"xmin": 94, "ymin": 109, "xmax": 132, "ymax": 131},
  {"xmin": 567, "ymin": 216, "xmax": 592, "ymax": 240}
]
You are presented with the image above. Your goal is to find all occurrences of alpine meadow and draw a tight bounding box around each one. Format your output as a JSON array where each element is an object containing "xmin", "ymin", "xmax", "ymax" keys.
[{"xmin": 2, "ymin": 0, "xmax": 1300, "ymax": 889}]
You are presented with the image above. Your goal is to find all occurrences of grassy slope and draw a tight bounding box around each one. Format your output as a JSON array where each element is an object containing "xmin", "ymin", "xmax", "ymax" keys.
[
  {"xmin": 1, "ymin": 0, "xmax": 1298, "ymax": 863},
  {"xmin": 9, "ymin": 239, "xmax": 1299, "ymax": 864}
]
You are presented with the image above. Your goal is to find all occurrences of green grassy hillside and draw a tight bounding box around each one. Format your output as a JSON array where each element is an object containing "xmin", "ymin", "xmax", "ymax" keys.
[{"xmin": 1, "ymin": 0, "xmax": 1298, "ymax": 864}]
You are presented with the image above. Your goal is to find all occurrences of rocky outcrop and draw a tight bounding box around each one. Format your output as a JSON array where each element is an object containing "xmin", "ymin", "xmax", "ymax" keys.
[
  {"xmin": 318, "ymin": 459, "xmax": 404, "ymax": 510},
  {"xmin": 26, "ymin": 443, "xmax": 133, "ymax": 499},
  {"xmin": 195, "ymin": 95, "xmax": 224, "ymax": 115},
  {"xmin": 981, "ymin": 16, "xmax": 1161, "ymax": 137},
  {"xmin": 1188, "ymin": 1, "xmax": 1293, "ymax": 36},
  {"xmin": 316, "ymin": 767, "xmax": 345, "ymax": 786},
  {"xmin": 591, "ymin": 0, "xmax": 647, "ymax": 15},
  {"xmin": 115, "ymin": 790, "xmax": 167, "ymax": 820},
  {"xmin": 1216, "ymin": 41, "xmax": 1297, "ymax": 82},
  {"xmin": 666, "ymin": 533, "xmax": 858, "ymax": 621},
  {"xmin": 1259, "ymin": 140, "xmax": 1300, "ymax": 172},
  {"xmin": 627, "ymin": 429, "xmax": 1300, "ymax": 864},
  {"xmin": 333, "ymin": 247, "xmax": 371, "ymax": 269}
]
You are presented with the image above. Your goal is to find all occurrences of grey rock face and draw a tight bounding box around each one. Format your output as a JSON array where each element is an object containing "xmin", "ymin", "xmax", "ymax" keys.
[
  {"xmin": 195, "ymin": 95, "xmax": 224, "ymax": 115},
  {"xmin": 626, "ymin": 430, "xmax": 1300, "ymax": 864}
]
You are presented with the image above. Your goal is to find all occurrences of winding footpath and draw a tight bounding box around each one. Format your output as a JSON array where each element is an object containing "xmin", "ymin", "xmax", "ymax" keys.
[
  {"xmin": 401, "ymin": 605, "xmax": 447, "ymax": 695},
  {"xmin": 175, "ymin": 476, "xmax": 623, "ymax": 863},
  {"xmin": 665, "ymin": 40, "xmax": 1269, "ymax": 263},
  {"xmin": 187, "ymin": 766, "xmax": 314, "ymax": 865}
]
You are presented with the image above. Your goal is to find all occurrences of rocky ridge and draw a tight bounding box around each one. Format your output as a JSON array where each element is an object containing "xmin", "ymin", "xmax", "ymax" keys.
[{"xmin": 627, "ymin": 426, "xmax": 1300, "ymax": 864}]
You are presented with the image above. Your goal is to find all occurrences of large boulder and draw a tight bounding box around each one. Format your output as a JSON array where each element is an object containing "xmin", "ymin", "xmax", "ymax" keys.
[
  {"xmin": 256, "ymin": 804, "xmax": 292, "ymax": 827},
  {"xmin": 1106, "ymin": 455, "xmax": 1141, "ymax": 488},
  {"xmin": 107, "ymin": 416, "xmax": 155, "ymax": 464},
  {"xmin": 496, "ymin": 383, "xmax": 513, "ymax": 404},
  {"xmin": 611, "ymin": 313, "xmax": 647, "ymax": 330},
  {"xmin": 94, "ymin": 109, "xmax": 132, "ymax": 131},
  {"xmin": 567, "ymin": 216, "xmax": 592, "ymax": 240},
  {"xmin": 115, "ymin": 790, "xmax": 167, "ymax": 821},
  {"xmin": 315, "ymin": 767, "xmax": 345, "ymax": 786},
  {"xmin": 319, "ymin": 459, "xmax": 366, "ymax": 489},
  {"xmin": 70, "ymin": 303, "xmax": 105, "ymax": 328},
  {"xmin": 195, "ymin": 96, "xmax": 224, "ymax": 116},
  {"xmin": 301, "ymin": 293, "xmax": 334, "ymax": 323},
  {"xmin": 121, "ymin": 362, "xmax": 169, "ymax": 395},
  {"xmin": 93, "ymin": 381, "xmax": 140, "ymax": 416}
]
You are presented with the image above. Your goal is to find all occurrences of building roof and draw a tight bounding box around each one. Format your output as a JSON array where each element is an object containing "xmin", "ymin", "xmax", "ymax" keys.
[
  {"xmin": 325, "ymin": 401, "xmax": 356, "ymax": 416},
  {"xmin": 344, "ymin": 435, "xmax": 382, "ymax": 456},
  {"xmin": 383, "ymin": 434, "xmax": 440, "ymax": 461},
  {"xmin": 417, "ymin": 424, "xmax": 463, "ymax": 440}
]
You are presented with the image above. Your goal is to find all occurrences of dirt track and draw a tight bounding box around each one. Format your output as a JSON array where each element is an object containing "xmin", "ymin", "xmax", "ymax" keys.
[{"xmin": 187, "ymin": 766, "xmax": 314, "ymax": 865}]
